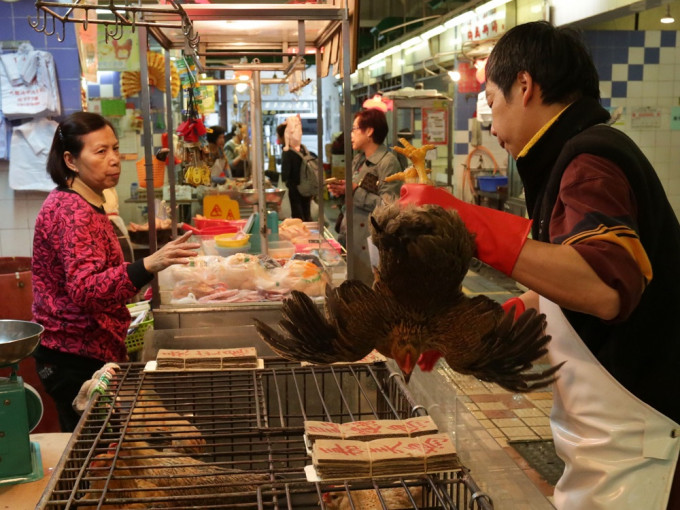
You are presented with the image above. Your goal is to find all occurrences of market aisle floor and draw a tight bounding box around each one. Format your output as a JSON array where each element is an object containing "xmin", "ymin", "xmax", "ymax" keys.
[{"xmin": 457, "ymin": 265, "xmax": 557, "ymax": 503}]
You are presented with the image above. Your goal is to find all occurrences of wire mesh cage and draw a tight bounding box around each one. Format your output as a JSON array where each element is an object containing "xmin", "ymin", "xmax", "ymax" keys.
[{"xmin": 38, "ymin": 360, "xmax": 493, "ymax": 509}]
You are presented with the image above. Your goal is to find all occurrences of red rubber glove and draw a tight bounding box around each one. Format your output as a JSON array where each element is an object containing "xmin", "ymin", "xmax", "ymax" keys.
[
  {"xmin": 502, "ymin": 297, "xmax": 526, "ymax": 321},
  {"xmin": 399, "ymin": 184, "xmax": 532, "ymax": 276}
]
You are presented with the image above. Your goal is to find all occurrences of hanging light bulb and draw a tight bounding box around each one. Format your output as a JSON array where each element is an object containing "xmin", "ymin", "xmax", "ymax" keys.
[
  {"xmin": 235, "ymin": 81, "xmax": 249, "ymax": 93},
  {"xmin": 448, "ymin": 70, "xmax": 461, "ymax": 82},
  {"xmin": 661, "ymin": 4, "xmax": 675, "ymax": 23}
]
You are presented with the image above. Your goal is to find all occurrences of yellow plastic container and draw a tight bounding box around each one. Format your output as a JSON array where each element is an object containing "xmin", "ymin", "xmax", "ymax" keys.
[{"xmin": 215, "ymin": 232, "xmax": 250, "ymax": 248}]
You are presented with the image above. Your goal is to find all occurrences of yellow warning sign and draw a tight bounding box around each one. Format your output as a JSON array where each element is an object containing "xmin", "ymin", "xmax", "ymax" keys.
[{"xmin": 203, "ymin": 195, "xmax": 240, "ymax": 220}]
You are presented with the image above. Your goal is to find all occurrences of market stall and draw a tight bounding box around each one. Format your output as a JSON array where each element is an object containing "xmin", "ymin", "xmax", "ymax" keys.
[
  {"xmin": 31, "ymin": 0, "xmax": 357, "ymax": 321},
  {"xmin": 20, "ymin": 4, "xmax": 558, "ymax": 509}
]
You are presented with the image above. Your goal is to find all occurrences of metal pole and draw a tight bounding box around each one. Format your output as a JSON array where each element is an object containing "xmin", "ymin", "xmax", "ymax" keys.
[
  {"xmin": 219, "ymin": 71, "xmax": 228, "ymax": 126},
  {"xmin": 251, "ymin": 70, "xmax": 267, "ymax": 255},
  {"xmin": 447, "ymin": 97, "xmax": 453, "ymax": 188},
  {"xmin": 316, "ymin": 51, "xmax": 325, "ymax": 233},
  {"xmin": 164, "ymin": 48, "xmax": 177, "ymax": 238},
  {"xmin": 341, "ymin": 14, "xmax": 354, "ymax": 280},
  {"xmin": 138, "ymin": 26, "xmax": 160, "ymax": 306}
]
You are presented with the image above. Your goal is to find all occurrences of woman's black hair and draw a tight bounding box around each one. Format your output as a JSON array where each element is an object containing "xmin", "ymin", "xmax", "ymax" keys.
[
  {"xmin": 354, "ymin": 108, "xmax": 389, "ymax": 145},
  {"xmin": 486, "ymin": 21, "xmax": 600, "ymax": 105},
  {"xmin": 207, "ymin": 125, "xmax": 226, "ymax": 145},
  {"xmin": 47, "ymin": 112, "xmax": 117, "ymax": 187},
  {"xmin": 276, "ymin": 123, "xmax": 286, "ymax": 142}
]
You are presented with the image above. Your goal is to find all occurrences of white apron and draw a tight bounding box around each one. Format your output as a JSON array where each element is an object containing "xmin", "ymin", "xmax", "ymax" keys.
[{"xmin": 540, "ymin": 297, "xmax": 680, "ymax": 510}]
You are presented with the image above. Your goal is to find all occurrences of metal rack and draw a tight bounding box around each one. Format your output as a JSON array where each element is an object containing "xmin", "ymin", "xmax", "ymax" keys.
[{"xmin": 37, "ymin": 360, "xmax": 493, "ymax": 509}]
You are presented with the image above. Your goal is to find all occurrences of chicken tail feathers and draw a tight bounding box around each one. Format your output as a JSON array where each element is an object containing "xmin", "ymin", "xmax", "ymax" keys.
[
  {"xmin": 254, "ymin": 286, "xmax": 375, "ymax": 364},
  {"xmin": 462, "ymin": 308, "xmax": 563, "ymax": 392}
]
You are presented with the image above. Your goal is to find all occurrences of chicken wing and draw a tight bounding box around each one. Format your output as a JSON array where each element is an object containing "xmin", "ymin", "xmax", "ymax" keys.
[{"xmin": 255, "ymin": 203, "xmax": 562, "ymax": 392}]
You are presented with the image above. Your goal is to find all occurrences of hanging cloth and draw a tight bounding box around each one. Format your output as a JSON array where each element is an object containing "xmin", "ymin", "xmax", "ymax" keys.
[
  {"xmin": 9, "ymin": 117, "xmax": 58, "ymax": 191},
  {"xmin": 0, "ymin": 43, "xmax": 61, "ymax": 119}
]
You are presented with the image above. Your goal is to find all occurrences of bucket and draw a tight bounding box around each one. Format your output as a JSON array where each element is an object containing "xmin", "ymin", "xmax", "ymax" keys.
[
  {"xmin": 0, "ymin": 257, "xmax": 60, "ymax": 433},
  {"xmin": 0, "ymin": 257, "xmax": 33, "ymax": 321},
  {"xmin": 136, "ymin": 157, "xmax": 166, "ymax": 189}
]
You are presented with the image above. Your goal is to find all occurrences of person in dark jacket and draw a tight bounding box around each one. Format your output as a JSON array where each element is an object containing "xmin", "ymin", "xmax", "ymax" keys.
[
  {"xmin": 32, "ymin": 112, "xmax": 199, "ymax": 432},
  {"xmin": 278, "ymin": 119, "xmax": 312, "ymax": 221},
  {"xmin": 401, "ymin": 21, "xmax": 680, "ymax": 510}
]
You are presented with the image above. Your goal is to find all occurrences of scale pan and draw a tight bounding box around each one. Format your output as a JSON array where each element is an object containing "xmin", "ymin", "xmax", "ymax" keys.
[{"xmin": 0, "ymin": 320, "xmax": 44, "ymax": 367}]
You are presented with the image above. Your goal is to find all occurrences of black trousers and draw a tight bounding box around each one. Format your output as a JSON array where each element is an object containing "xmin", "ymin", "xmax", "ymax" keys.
[
  {"xmin": 35, "ymin": 347, "xmax": 104, "ymax": 432},
  {"xmin": 288, "ymin": 186, "xmax": 312, "ymax": 222}
]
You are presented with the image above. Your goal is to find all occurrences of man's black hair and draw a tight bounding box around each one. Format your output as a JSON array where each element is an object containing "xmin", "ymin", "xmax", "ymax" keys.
[{"xmin": 486, "ymin": 21, "xmax": 600, "ymax": 105}]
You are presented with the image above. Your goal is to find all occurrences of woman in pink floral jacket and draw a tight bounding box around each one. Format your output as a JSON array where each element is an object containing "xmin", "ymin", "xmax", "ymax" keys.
[{"xmin": 32, "ymin": 112, "xmax": 199, "ymax": 431}]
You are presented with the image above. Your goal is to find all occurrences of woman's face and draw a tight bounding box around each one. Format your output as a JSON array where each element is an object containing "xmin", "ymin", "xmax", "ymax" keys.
[
  {"xmin": 216, "ymin": 133, "xmax": 226, "ymax": 147},
  {"xmin": 235, "ymin": 124, "xmax": 247, "ymax": 142},
  {"xmin": 64, "ymin": 126, "xmax": 120, "ymax": 193},
  {"xmin": 350, "ymin": 118, "xmax": 372, "ymax": 152}
]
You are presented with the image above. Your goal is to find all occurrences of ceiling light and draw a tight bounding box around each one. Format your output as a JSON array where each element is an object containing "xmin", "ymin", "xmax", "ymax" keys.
[
  {"xmin": 235, "ymin": 82, "xmax": 249, "ymax": 93},
  {"xmin": 661, "ymin": 4, "xmax": 675, "ymax": 23}
]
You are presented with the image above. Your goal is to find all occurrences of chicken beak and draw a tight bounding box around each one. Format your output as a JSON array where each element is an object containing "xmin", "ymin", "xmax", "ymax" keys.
[{"xmin": 393, "ymin": 347, "xmax": 418, "ymax": 383}]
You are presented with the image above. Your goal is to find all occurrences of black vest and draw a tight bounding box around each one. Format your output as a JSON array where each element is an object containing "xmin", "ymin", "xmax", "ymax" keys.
[{"xmin": 517, "ymin": 98, "xmax": 680, "ymax": 422}]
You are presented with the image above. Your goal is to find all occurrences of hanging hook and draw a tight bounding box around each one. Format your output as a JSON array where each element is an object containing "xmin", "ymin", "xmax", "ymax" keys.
[
  {"xmin": 28, "ymin": 6, "xmax": 47, "ymax": 33},
  {"xmin": 129, "ymin": 7, "xmax": 137, "ymax": 34},
  {"xmin": 105, "ymin": 15, "xmax": 124, "ymax": 41},
  {"xmin": 55, "ymin": 17, "xmax": 67, "ymax": 42},
  {"xmin": 43, "ymin": 10, "xmax": 57, "ymax": 37}
]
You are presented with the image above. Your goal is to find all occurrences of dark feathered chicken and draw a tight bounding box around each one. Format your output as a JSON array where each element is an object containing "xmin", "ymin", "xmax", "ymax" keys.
[{"xmin": 255, "ymin": 203, "xmax": 562, "ymax": 392}]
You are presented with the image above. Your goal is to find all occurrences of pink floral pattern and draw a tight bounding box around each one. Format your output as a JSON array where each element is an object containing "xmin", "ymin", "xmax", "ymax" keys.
[{"xmin": 32, "ymin": 189, "xmax": 138, "ymax": 362}]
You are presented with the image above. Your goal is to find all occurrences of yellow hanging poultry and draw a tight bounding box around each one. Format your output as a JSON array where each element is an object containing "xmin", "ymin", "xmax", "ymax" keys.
[{"xmin": 254, "ymin": 201, "xmax": 563, "ymax": 391}]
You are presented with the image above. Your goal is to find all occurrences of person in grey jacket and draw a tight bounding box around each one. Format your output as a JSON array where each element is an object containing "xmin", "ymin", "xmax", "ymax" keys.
[{"xmin": 327, "ymin": 108, "xmax": 402, "ymax": 285}]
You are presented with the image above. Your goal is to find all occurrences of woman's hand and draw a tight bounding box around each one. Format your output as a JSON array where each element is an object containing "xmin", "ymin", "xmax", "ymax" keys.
[
  {"xmin": 142, "ymin": 231, "xmax": 200, "ymax": 274},
  {"xmin": 238, "ymin": 143, "xmax": 249, "ymax": 159},
  {"xmin": 327, "ymin": 179, "xmax": 347, "ymax": 197}
]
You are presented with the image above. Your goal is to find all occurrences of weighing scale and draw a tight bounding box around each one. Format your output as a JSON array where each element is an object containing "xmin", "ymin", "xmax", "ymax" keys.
[{"xmin": 0, "ymin": 319, "xmax": 45, "ymax": 486}]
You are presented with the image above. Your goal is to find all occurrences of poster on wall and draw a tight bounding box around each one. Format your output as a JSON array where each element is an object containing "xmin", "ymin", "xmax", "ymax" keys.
[
  {"xmin": 97, "ymin": 25, "xmax": 140, "ymax": 72},
  {"xmin": 631, "ymin": 106, "xmax": 661, "ymax": 129},
  {"xmin": 422, "ymin": 107, "xmax": 448, "ymax": 146},
  {"xmin": 671, "ymin": 106, "xmax": 680, "ymax": 131}
]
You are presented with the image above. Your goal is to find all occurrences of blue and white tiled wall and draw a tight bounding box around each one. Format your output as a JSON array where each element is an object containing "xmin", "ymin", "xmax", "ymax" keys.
[{"xmin": 586, "ymin": 30, "xmax": 680, "ymax": 218}]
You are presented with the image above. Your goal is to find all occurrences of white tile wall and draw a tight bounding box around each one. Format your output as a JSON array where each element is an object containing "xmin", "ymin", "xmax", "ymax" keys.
[
  {"xmin": 612, "ymin": 64, "xmax": 628, "ymax": 81},
  {"xmin": 628, "ymin": 47, "xmax": 645, "ymax": 64},
  {"xmin": 659, "ymin": 48, "xmax": 676, "ymax": 65},
  {"xmin": 645, "ymin": 31, "xmax": 661, "ymax": 47},
  {"xmin": 0, "ymin": 161, "xmax": 50, "ymax": 258}
]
